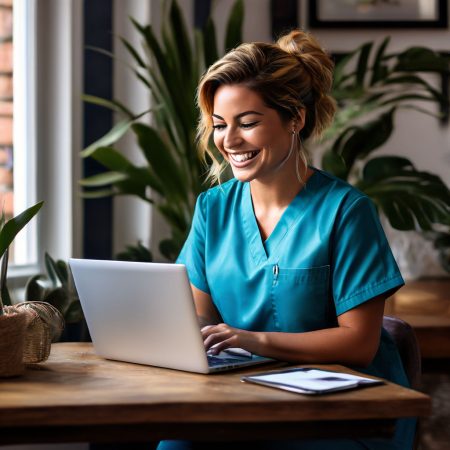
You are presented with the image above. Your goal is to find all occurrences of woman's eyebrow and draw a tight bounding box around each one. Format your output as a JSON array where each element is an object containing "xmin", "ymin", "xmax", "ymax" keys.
[{"xmin": 212, "ymin": 111, "xmax": 264, "ymax": 120}]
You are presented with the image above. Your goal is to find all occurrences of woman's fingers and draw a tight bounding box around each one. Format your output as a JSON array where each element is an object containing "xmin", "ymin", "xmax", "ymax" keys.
[{"xmin": 201, "ymin": 324, "xmax": 236, "ymax": 352}]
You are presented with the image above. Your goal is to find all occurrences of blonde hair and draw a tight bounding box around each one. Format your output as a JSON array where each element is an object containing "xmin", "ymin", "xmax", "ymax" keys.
[{"xmin": 197, "ymin": 29, "xmax": 336, "ymax": 184}]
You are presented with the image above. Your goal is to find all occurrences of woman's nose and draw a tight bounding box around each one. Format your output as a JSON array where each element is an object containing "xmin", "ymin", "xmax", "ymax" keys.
[{"xmin": 224, "ymin": 126, "xmax": 242, "ymax": 149}]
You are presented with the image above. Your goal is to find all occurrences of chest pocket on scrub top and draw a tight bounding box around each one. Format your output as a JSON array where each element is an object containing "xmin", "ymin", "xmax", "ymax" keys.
[{"xmin": 270, "ymin": 265, "xmax": 330, "ymax": 332}]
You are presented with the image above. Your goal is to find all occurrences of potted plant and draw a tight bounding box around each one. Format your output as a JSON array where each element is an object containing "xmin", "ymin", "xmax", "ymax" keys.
[
  {"xmin": 80, "ymin": 0, "xmax": 243, "ymax": 261},
  {"xmin": 0, "ymin": 201, "xmax": 43, "ymax": 377}
]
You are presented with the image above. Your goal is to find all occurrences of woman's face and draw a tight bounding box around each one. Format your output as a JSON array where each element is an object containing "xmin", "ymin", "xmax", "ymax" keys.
[{"xmin": 212, "ymin": 84, "xmax": 297, "ymax": 184}]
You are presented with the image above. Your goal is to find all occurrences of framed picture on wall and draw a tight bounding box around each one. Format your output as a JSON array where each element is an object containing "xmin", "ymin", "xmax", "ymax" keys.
[{"xmin": 309, "ymin": 0, "xmax": 448, "ymax": 29}]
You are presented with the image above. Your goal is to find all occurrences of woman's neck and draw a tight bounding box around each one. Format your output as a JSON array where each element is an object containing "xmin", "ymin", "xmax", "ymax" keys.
[
  {"xmin": 250, "ymin": 164, "xmax": 312, "ymax": 210},
  {"xmin": 249, "ymin": 165, "xmax": 313, "ymax": 241}
]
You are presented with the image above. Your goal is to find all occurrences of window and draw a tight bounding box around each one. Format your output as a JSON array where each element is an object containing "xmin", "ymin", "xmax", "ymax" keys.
[
  {"xmin": 11, "ymin": 0, "xmax": 38, "ymax": 268},
  {"xmin": 0, "ymin": 1, "xmax": 15, "ymax": 254},
  {"xmin": 7, "ymin": 0, "xmax": 83, "ymax": 291}
]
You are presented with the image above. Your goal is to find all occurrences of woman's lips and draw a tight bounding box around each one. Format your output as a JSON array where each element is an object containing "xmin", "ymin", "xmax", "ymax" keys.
[{"xmin": 227, "ymin": 150, "xmax": 261, "ymax": 168}]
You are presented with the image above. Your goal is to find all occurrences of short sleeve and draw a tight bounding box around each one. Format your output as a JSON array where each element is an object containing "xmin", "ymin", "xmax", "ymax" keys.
[
  {"xmin": 176, "ymin": 192, "xmax": 210, "ymax": 294},
  {"xmin": 332, "ymin": 196, "xmax": 404, "ymax": 315}
]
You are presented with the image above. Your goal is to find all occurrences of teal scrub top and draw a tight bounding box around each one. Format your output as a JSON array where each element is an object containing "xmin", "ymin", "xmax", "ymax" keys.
[{"xmin": 177, "ymin": 168, "xmax": 415, "ymax": 449}]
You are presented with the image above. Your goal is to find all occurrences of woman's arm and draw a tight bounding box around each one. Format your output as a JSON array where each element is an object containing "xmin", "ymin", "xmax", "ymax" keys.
[
  {"xmin": 202, "ymin": 294, "xmax": 386, "ymax": 367},
  {"xmin": 191, "ymin": 284, "xmax": 222, "ymax": 328}
]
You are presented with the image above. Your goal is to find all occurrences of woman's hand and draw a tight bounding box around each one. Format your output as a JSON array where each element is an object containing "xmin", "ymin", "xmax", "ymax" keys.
[{"xmin": 201, "ymin": 323, "xmax": 261, "ymax": 355}]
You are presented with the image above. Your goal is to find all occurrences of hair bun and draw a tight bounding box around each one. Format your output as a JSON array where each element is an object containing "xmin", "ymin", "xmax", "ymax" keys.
[{"xmin": 277, "ymin": 29, "xmax": 336, "ymax": 140}]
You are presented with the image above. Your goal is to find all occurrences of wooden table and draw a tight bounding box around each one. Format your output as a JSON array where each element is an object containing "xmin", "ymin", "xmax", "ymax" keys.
[
  {"xmin": 385, "ymin": 278, "xmax": 450, "ymax": 358},
  {"xmin": 0, "ymin": 343, "xmax": 431, "ymax": 446}
]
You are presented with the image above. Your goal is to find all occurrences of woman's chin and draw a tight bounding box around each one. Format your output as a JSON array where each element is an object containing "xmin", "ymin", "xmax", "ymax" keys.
[{"xmin": 230, "ymin": 167, "xmax": 255, "ymax": 183}]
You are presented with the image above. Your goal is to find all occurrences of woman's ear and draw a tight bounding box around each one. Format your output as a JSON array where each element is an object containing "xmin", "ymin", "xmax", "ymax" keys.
[{"xmin": 295, "ymin": 109, "xmax": 306, "ymax": 133}]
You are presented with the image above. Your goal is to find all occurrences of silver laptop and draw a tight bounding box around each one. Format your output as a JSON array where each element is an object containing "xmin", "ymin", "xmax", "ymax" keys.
[{"xmin": 69, "ymin": 258, "xmax": 272, "ymax": 373}]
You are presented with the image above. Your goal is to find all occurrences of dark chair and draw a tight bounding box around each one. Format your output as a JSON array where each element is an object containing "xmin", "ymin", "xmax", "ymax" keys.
[
  {"xmin": 383, "ymin": 315, "xmax": 422, "ymax": 450},
  {"xmin": 383, "ymin": 315, "xmax": 422, "ymax": 390}
]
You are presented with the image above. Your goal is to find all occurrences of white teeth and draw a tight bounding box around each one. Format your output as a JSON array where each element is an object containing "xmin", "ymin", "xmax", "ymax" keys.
[{"xmin": 230, "ymin": 151, "xmax": 258, "ymax": 162}]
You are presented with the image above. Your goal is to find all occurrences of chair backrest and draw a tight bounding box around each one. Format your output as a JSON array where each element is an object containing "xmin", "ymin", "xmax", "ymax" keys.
[{"xmin": 383, "ymin": 315, "xmax": 422, "ymax": 390}]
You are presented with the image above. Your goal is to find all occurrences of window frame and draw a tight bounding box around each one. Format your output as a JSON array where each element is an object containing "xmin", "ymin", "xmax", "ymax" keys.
[{"xmin": 8, "ymin": 0, "xmax": 83, "ymax": 293}]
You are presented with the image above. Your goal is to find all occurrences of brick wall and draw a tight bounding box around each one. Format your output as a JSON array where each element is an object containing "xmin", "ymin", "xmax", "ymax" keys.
[{"xmin": 0, "ymin": 0, "xmax": 12, "ymax": 219}]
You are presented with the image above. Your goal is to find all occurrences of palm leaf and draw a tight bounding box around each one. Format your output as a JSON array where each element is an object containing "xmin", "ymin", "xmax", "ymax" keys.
[
  {"xmin": 355, "ymin": 42, "xmax": 373, "ymax": 87},
  {"xmin": 82, "ymin": 94, "xmax": 134, "ymax": 118},
  {"xmin": 203, "ymin": 18, "xmax": 219, "ymax": 67},
  {"xmin": 81, "ymin": 110, "xmax": 151, "ymax": 158},
  {"xmin": 132, "ymin": 123, "xmax": 188, "ymax": 201},
  {"xmin": 370, "ymin": 37, "xmax": 390, "ymax": 85},
  {"xmin": 79, "ymin": 171, "xmax": 129, "ymax": 187},
  {"xmin": 225, "ymin": 0, "xmax": 244, "ymax": 51},
  {"xmin": 169, "ymin": 0, "xmax": 192, "ymax": 75}
]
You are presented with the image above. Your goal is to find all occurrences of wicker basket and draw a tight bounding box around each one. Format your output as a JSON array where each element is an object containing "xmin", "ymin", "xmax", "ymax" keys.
[
  {"xmin": 0, "ymin": 308, "xmax": 27, "ymax": 377},
  {"xmin": 13, "ymin": 302, "xmax": 65, "ymax": 364}
]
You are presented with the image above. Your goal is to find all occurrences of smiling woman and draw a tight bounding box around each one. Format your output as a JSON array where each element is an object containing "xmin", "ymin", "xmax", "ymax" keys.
[
  {"xmin": 158, "ymin": 29, "xmax": 417, "ymax": 450},
  {"xmin": 212, "ymin": 86, "xmax": 295, "ymax": 180}
]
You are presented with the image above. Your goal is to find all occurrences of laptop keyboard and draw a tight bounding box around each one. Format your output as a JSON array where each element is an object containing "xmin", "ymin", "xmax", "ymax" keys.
[{"xmin": 207, "ymin": 355, "xmax": 246, "ymax": 367}]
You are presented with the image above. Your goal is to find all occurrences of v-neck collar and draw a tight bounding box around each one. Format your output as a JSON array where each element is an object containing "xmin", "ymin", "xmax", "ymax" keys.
[{"xmin": 241, "ymin": 169, "xmax": 319, "ymax": 265}]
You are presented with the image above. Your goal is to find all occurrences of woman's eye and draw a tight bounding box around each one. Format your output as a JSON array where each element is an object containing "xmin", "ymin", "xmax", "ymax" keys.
[
  {"xmin": 212, "ymin": 124, "xmax": 226, "ymax": 130},
  {"xmin": 240, "ymin": 121, "xmax": 258, "ymax": 129}
]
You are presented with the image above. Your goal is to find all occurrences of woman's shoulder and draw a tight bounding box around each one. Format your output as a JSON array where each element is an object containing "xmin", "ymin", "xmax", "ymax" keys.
[
  {"xmin": 199, "ymin": 178, "xmax": 244, "ymax": 204},
  {"xmin": 312, "ymin": 167, "xmax": 371, "ymax": 206}
]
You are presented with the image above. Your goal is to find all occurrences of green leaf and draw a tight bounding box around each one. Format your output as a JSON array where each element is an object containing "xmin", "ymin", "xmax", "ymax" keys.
[
  {"xmin": 132, "ymin": 123, "xmax": 187, "ymax": 200},
  {"xmin": 79, "ymin": 171, "xmax": 129, "ymax": 187},
  {"xmin": 356, "ymin": 42, "xmax": 373, "ymax": 87},
  {"xmin": 379, "ymin": 93, "xmax": 438, "ymax": 106},
  {"xmin": 1, "ymin": 284, "xmax": 11, "ymax": 306},
  {"xmin": 44, "ymin": 252, "xmax": 59, "ymax": 287},
  {"xmin": 159, "ymin": 238, "xmax": 180, "ymax": 261},
  {"xmin": 169, "ymin": 0, "xmax": 192, "ymax": 75},
  {"xmin": 394, "ymin": 47, "xmax": 449, "ymax": 73},
  {"xmin": 25, "ymin": 275, "xmax": 47, "ymax": 302},
  {"xmin": 64, "ymin": 300, "xmax": 84, "ymax": 324},
  {"xmin": 120, "ymin": 36, "xmax": 146, "ymax": 68},
  {"xmin": 335, "ymin": 108, "xmax": 396, "ymax": 170},
  {"xmin": 82, "ymin": 94, "xmax": 134, "ymax": 118},
  {"xmin": 87, "ymin": 146, "xmax": 135, "ymax": 172},
  {"xmin": 359, "ymin": 157, "xmax": 450, "ymax": 231},
  {"xmin": 45, "ymin": 287, "xmax": 70, "ymax": 316},
  {"xmin": 202, "ymin": 18, "xmax": 219, "ymax": 68},
  {"xmin": 381, "ymin": 197, "xmax": 416, "ymax": 230},
  {"xmin": 80, "ymin": 189, "xmax": 115, "ymax": 199},
  {"xmin": 321, "ymin": 150, "xmax": 347, "ymax": 179},
  {"xmin": 225, "ymin": 0, "xmax": 244, "ymax": 51},
  {"xmin": 333, "ymin": 50, "xmax": 360, "ymax": 89},
  {"xmin": 80, "ymin": 146, "xmax": 164, "ymax": 194},
  {"xmin": 157, "ymin": 203, "xmax": 188, "ymax": 235},
  {"xmin": 116, "ymin": 241, "xmax": 153, "ymax": 262},
  {"xmin": 81, "ymin": 119, "xmax": 135, "ymax": 158},
  {"xmin": 370, "ymin": 37, "xmax": 390, "ymax": 85},
  {"xmin": 0, "ymin": 201, "xmax": 44, "ymax": 259},
  {"xmin": 361, "ymin": 156, "xmax": 413, "ymax": 184},
  {"xmin": 44, "ymin": 253, "xmax": 68, "ymax": 288},
  {"xmin": 114, "ymin": 178, "xmax": 150, "ymax": 201}
]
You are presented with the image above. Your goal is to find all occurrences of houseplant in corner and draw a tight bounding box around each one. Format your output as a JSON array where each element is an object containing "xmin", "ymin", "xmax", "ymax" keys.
[{"xmin": 0, "ymin": 201, "xmax": 43, "ymax": 377}]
